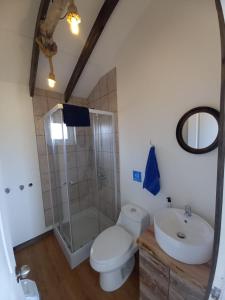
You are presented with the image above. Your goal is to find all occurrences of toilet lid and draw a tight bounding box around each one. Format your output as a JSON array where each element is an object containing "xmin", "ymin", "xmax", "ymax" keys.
[{"xmin": 91, "ymin": 226, "xmax": 133, "ymax": 264}]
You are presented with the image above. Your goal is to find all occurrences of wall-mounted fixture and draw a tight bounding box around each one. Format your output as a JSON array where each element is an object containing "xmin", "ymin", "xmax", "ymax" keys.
[
  {"xmin": 19, "ymin": 185, "xmax": 25, "ymax": 191},
  {"xmin": 176, "ymin": 106, "xmax": 219, "ymax": 154},
  {"xmin": 4, "ymin": 188, "xmax": 10, "ymax": 194},
  {"xmin": 47, "ymin": 57, "xmax": 56, "ymax": 88},
  {"xmin": 36, "ymin": 0, "xmax": 81, "ymax": 88},
  {"xmin": 133, "ymin": 170, "xmax": 142, "ymax": 183},
  {"xmin": 66, "ymin": 1, "xmax": 81, "ymax": 35}
]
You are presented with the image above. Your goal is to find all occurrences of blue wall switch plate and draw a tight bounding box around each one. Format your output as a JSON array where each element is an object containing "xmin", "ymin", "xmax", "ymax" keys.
[{"xmin": 133, "ymin": 170, "xmax": 142, "ymax": 183}]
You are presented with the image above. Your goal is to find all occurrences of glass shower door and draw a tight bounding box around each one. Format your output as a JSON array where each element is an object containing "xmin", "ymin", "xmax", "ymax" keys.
[
  {"xmin": 66, "ymin": 124, "xmax": 99, "ymax": 251},
  {"xmin": 44, "ymin": 108, "xmax": 118, "ymax": 254},
  {"xmin": 44, "ymin": 109, "xmax": 73, "ymax": 250},
  {"xmin": 65, "ymin": 112, "xmax": 118, "ymax": 252},
  {"xmin": 93, "ymin": 112, "xmax": 117, "ymax": 232}
]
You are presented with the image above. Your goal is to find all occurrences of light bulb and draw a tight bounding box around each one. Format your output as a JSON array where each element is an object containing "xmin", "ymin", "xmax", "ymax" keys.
[
  {"xmin": 66, "ymin": 5, "xmax": 81, "ymax": 36},
  {"xmin": 48, "ymin": 78, "xmax": 56, "ymax": 88},
  {"xmin": 70, "ymin": 17, "xmax": 79, "ymax": 35},
  {"xmin": 48, "ymin": 73, "xmax": 56, "ymax": 88}
]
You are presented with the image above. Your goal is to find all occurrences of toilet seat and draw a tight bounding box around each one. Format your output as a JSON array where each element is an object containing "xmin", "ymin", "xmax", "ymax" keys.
[{"xmin": 90, "ymin": 225, "xmax": 134, "ymax": 272}]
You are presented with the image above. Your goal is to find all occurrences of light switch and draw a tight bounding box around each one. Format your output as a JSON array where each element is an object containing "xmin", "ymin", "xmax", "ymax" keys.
[{"xmin": 133, "ymin": 170, "xmax": 142, "ymax": 183}]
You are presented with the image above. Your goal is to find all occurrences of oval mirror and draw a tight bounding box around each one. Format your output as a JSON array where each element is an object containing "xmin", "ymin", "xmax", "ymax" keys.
[{"xmin": 176, "ymin": 106, "xmax": 219, "ymax": 154}]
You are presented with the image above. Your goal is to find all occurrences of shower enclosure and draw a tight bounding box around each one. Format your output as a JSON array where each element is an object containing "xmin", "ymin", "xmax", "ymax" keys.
[{"xmin": 44, "ymin": 104, "xmax": 118, "ymax": 268}]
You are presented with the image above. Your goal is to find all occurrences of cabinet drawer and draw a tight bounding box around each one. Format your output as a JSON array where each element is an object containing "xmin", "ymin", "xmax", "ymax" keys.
[
  {"xmin": 139, "ymin": 247, "xmax": 169, "ymax": 300},
  {"xmin": 169, "ymin": 270, "xmax": 205, "ymax": 300}
]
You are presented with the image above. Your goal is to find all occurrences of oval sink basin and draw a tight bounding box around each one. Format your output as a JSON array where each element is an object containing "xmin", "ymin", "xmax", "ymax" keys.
[{"xmin": 154, "ymin": 208, "xmax": 214, "ymax": 264}]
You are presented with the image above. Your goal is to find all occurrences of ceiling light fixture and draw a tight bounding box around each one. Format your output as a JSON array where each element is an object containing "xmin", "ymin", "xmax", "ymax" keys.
[
  {"xmin": 48, "ymin": 57, "xmax": 56, "ymax": 88},
  {"xmin": 36, "ymin": 0, "xmax": 81, "ymax": 89},
  {"xmin": 66, "ymin": 1, "xmax": 81, "ymax": 35}
]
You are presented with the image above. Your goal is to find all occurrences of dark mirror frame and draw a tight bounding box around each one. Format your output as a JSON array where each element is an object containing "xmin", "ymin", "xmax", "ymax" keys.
[{"xmin": 176, "ymin": 106, "xmax": 220, "ymax": 154}]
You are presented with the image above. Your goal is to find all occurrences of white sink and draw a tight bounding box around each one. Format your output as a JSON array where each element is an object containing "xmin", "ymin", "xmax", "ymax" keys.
[{"xmin": 154, "ymin": 208, "xmax": 214, "ymax": 264}]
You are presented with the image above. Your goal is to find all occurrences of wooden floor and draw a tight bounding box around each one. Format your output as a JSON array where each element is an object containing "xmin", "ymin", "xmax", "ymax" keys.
[{"xmin": 15, "ymin": 233, "xmax": 139, "ymax": 300}]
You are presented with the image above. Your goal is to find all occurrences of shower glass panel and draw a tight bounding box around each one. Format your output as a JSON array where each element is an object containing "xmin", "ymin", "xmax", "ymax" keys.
[
  {"xmin": 44, "ymin": 109, "xmax": 73, "ymax": 251},
  {"xmin": 66, "ymin": 124, "xmax": 98, "ymax": 251},
  {"xmin": 44, "ymin": 106, "xmax": 117, "ymax": 254},
  {"xmin": 93, "ymin": 113, "xmax": 117, "ymax": 231}
]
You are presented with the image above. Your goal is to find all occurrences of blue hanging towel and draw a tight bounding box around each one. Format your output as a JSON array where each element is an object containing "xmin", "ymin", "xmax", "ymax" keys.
[
  {"xmin": 143, "ymin": 146, "xmax": 160, "ymax": 195},
  {"xmin": 63, "ymin": 104, "xmax": 90, "ymax": 127}
]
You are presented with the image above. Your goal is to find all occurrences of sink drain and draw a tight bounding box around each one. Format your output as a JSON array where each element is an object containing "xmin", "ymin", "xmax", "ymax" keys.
[{"xmin": 177, "ymin": 232, "xmax": 186, "ymax": 239}]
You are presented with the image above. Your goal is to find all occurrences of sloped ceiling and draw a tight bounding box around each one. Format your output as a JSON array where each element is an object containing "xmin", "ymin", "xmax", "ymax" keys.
[
  {"xmin": 36, "ymin": 0, "xmax": 105, "ymax": 97},
  {"xmin": 73, "ymin": 0, "xmax": 151, "ymax": 98},
  {"xmin": 0, "ymin": 0, "xmax": 151, "ymax": 98},
  {"xmin": 35, "ymin": 0, "xmax": 151, "ymax": 98},
  {"xmin": 0, "ymin": 0, "xmax": 39, "ymax": 85}
]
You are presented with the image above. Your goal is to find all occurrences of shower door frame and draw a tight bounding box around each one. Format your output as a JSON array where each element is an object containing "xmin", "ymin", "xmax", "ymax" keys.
[
  {"xmin": 44, "ymin": 104, "xmax": 118, "ymax": 254},
  {"xmin": 44, "ymin": 109, "xmax": 74, "ymax": 250},
  {"xmin": 91, "ymin": 109, "xmax": 118, "ymax": 223}
]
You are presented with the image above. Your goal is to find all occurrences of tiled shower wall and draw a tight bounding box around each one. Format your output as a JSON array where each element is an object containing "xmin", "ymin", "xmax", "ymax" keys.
[
  {"xmin": 87, "ymin": 68, "xmax": 120, "ymax": 220},
  {"xmin": 32, "ymin": 89, "xmax": 89, "ymax": 225},
  {"xmin": 33, "ymin": 67, "xmax": 120, "ymax": 226}
]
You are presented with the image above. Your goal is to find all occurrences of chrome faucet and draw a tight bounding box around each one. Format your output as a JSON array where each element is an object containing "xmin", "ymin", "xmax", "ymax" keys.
[{"xmin": 184, "ymin": 205, "xmax": 192, "ymax": 217}]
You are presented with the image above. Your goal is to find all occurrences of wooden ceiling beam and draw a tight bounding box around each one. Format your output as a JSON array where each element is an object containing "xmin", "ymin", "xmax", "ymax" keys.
[
  {"xmin": 64, "ymin": 0, "xmax": 119, "ymax": 103},
  {"xmin": 29, "ymin": 0, "xmax": 50, "ymax": 97}
]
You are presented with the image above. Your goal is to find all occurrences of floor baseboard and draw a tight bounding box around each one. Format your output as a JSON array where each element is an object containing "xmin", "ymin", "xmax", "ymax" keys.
[{"xmin": 14, "ymin": 230, "xmax": 53, "ymax": 253}]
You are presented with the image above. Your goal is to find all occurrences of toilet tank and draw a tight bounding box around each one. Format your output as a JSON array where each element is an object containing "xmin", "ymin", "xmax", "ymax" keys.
[{"xmin": 117, "ymin": 204, "xmax": 150, "ymax": 239}]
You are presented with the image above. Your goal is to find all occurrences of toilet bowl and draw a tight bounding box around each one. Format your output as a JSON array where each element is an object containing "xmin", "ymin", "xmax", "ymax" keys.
[{"xmin": 90, "ymin": 204, "xmax": 150, "ymax": 292}]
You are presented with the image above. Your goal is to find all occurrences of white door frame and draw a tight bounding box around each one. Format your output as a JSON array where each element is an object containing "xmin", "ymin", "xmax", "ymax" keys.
[
  {"xmin": 0, "ymin": 161, "xmax": 25, "ymax": 300},
  {"xmin": 207, "ymin": 1, "xmax": 225, "ymax": 299}
]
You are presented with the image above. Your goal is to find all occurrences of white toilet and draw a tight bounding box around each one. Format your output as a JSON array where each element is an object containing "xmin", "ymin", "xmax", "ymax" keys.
[{"xmin": 90, "ymin": 204, "xmax": 150, "ymax": 292}]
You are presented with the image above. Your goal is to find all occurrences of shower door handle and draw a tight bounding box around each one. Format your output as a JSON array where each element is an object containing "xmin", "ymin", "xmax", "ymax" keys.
[
  {"xmin": 98, "ymin": 173, "xmax": 106, "ymax": 180},
  {"xmin": 69, "ymin": 181, "xmax": 76, "ymax": 185}
]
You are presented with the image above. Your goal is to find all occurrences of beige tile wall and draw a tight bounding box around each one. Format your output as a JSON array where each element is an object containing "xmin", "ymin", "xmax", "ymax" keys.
[
  {"xmin": 33, "ymin": 67, "xmax": 120, "ymax": 226},
  {"xmin": 32, "ymin": 88, "xmax": 88, "ymax": 226},
  {"xmin": 88, "ymin": 68, "xmax": 121, "ymax": 219}
]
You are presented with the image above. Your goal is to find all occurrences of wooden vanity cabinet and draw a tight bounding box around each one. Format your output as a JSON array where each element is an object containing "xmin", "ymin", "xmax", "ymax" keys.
[
  {"xmin": 139, "ymin": 247, "xmax": 169, "ymax": 300},
  {"xmin": 169, "ymin": 270, "xmax": 205, "ymax": 300},
  {"xmin": 139, "ymin": 247, "xmax": 206, "ymax": 300}
]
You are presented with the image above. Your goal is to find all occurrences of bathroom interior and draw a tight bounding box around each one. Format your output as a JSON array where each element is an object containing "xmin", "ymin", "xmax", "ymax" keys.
[{"xmin": 1, "ymin": 0, "xmax": 225, "ymax": 299}]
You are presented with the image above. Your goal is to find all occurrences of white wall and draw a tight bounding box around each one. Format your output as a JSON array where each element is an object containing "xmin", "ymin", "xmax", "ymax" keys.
[
  {"xmin": 0, "ymin": 0, "xmax": 47, "ymax": 246},
  {"xmin": 0, "ymin": 162, "xmax": 25, "ymax": 299},
  {"xmin": 0, "ymin": 82, "xmax": 46, "ymax": 246},
  {"xmin": 117, "ymin": 0, "xmax": 221, "ymax": 225}
]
